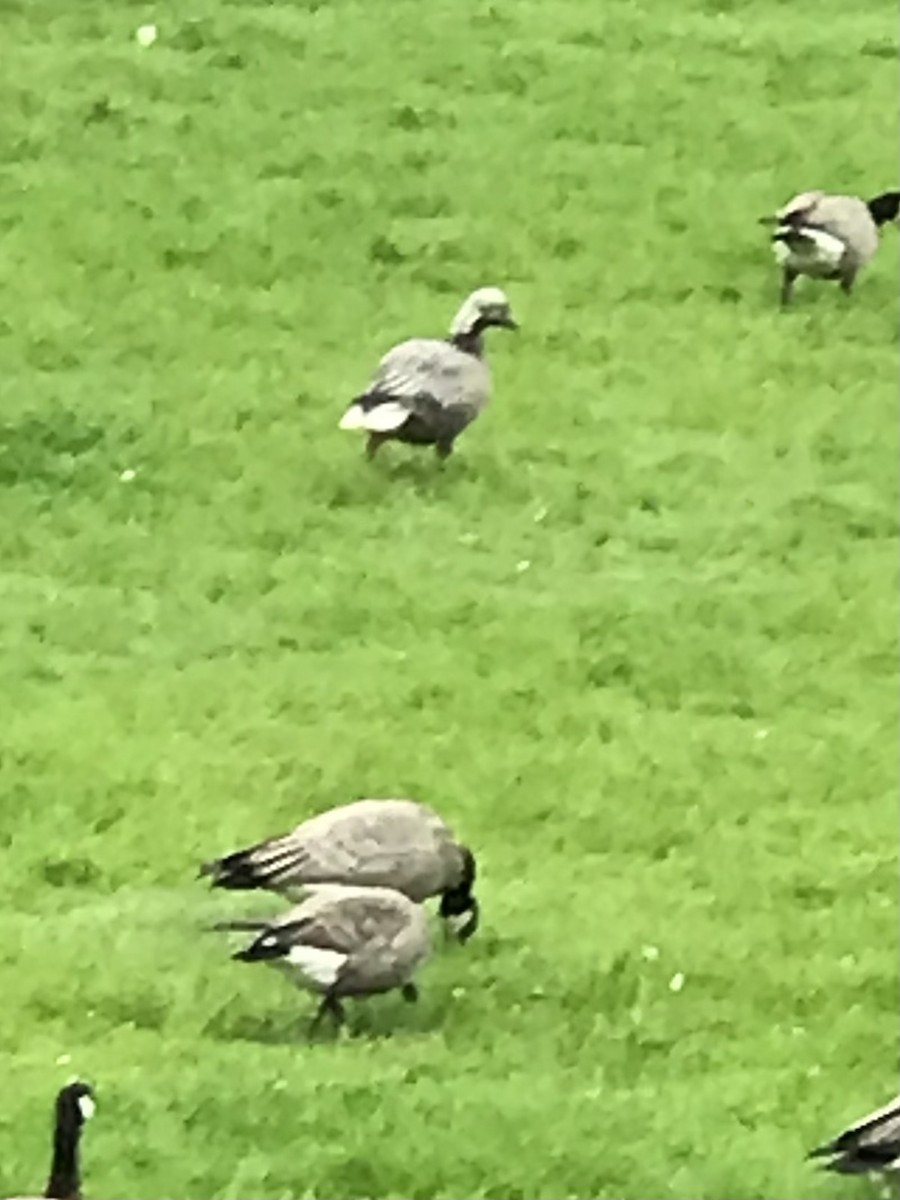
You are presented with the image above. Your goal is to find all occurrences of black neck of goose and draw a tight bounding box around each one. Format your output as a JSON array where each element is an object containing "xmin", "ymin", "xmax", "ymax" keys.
[
  {"xmin": 45, "ymin": 1122, "xmax": 81, "ymax": 1200},
  {"xmin": 449, "ymin": 318, "xmax": 489, "ymax": 357}
]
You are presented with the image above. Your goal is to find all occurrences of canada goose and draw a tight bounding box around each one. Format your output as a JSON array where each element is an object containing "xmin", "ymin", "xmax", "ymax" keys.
[
  {"xmin": 338, "ymin": 286, "xmax": 518, "ymax": 461},
  {"xmin": 199, "ymin": 797, "xmax": 479, "ymax": 941},
  {"xmin": 808, "ymin": 1095, "xmax": 900, "ymax": 1177},
  {"xmin": 7, "ymin": 1081, "xmax": 95, "ymax": 1200},
  {"xmin": 759, "ymin": 189, "xmax": 900, "ymax": 306},
  {"xmin": 216, "ymin": 884, "xmax": 431, "ymax": 1033}
]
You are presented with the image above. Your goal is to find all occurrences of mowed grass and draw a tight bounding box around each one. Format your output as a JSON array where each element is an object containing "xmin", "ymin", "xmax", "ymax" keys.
[{"xmin": 0, "ymin": 0, "xmax": 897, "ymax": 1196}]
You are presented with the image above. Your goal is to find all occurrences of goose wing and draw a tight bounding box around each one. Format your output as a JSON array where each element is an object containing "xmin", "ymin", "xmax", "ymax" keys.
[
  {"xmin": 810, "ymin": 1096, "xmax": 900, "ymax": 1173},
  {"xmin": 282, "ymin": 886, "xmax": 417, "ymax": 952},
  {"xmin": 367, "ymin": 338, "xmax": 489, "ymax": 411},
  {"xmin": 803, "ymin": 195, "xmax": 878, "ymax": 262}
]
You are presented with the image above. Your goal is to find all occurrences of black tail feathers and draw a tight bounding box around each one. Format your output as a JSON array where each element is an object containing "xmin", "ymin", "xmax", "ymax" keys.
[
  {"xmin": 232, "ymin": 929, "xmax": 289, "ymax": 964},
  {"xmin": 867, "ymin": 190, "xmax": 900, "ymax": 226},
  {"xmin": 198, "ymin": 847, "xmax": 268, "ymax": 890}
]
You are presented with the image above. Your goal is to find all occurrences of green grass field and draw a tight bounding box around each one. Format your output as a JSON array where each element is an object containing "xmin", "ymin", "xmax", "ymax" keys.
[{"xmin": 0, "ymin": 0, "xmax": 897, "ymax": 1196}]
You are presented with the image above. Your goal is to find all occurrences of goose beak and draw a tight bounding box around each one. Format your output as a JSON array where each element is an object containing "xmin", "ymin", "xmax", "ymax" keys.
[
  {"xmin": 757, "ymin": 215, "xmax": 778, "ymax": 226},
  {"xmin": 502, "ymin": 315, "xmax": 519, "ymax": 330},
  {"xmin": 446, "ymin": 897, "xmax": 479, "ymax": 943}
]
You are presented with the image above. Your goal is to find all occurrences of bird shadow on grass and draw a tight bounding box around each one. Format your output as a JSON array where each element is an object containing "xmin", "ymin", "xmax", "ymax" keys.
[
  {"xmin": 325, "ymin": 455, "xmax": 473, "ymax": 509},
  {"xmin": 386, "ymin": 456, "xmax": 475, "ymax": 495},
  {"xmin": 204, "ymin": 997, "xmax": 446, "ymax": 1046}
]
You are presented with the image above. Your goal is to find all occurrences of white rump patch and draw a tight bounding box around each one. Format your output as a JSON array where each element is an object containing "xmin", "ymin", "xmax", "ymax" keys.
[
  {"xmin": 340, "ymin": 401, "xmax": 410, "ymax": 433},
  {"xmin": 78, "ymin": 1095, "xmax": 96, "ymax": 1121},
  {"xmin": 285, "ymin": 944, "xmax": 347, "ymax": 987},
  {"xmin": 338, "ymin": 405, "xmax": 367, "ymax": 430},
  {"xmin": 772, "ymin": 226, "xmax": 845, "ymax": 272}
]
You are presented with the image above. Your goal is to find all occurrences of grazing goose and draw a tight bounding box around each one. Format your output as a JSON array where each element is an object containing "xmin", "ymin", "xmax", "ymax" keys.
[
  {"xmin": 7, "ymin": 1081, "xmax": 95, "ymax": 1200},
  {"xmin": 199, "ymin": 797, "xmax": 479, "ymax": 941},
  {"xmin": 216, "ymin": 884, "xmax": 431, "ymax": 1033},
  {"xmin": 759, "ymin": 188, "xmax": 900, "ymax": 306},
  {"xmin": 338, "ymin": 286, "xmax": 518, "ymax": 461},
  {"xmin": 808, "ymin": 1095, "xmax": 900, "ymax": 1177}
]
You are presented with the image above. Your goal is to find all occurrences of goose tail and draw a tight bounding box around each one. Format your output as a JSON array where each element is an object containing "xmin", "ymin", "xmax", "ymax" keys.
[
  {"xmin": 339, "ymin": 397, "xmax": 410, "ymax": 433},
  {"xmin": 199, "ymin": 835, "xmax": 302, "ymax": 892}
]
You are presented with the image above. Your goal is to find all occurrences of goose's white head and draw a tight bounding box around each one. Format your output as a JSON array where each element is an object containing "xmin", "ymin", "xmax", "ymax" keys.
[
  {"xmin": 449, "ymin": 287, "xmax": 518, "ymax": 338},
  {"xmin": 758, "ymin": 191, "xmax": 825, "ymax": 229},
  {"xmin": 776, "ymin": 190, "xmax": 825, "ymax": 222}
]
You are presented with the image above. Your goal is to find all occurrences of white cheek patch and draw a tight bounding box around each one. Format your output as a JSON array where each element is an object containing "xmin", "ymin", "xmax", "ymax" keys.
[
  {"xmin": 445, "ymin": 911, "xmax": 471, "ymax": 938},
  {"xmin": 78, "ymin": 1095, "xmax": 96, "ymax": 1121}
]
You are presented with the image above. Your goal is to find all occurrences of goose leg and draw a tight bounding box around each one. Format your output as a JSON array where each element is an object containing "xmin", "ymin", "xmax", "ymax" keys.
[
  {"xmin": 400, "ymin": 982, "xmax": 419, "ymax": 1003},
  {"xmin": 309, "ymin": 992, "xmax": 345, "ymax": 1035},
  {"xmin": 839, "ymin": 266, "xmax": 857, "ymax": 296},
  {"xmin": 365, "ymin": 432, "xmax": 389, "ymax": 461},
  {"xmin": 780, "ymin": 267, "xmax": 798, "ymax": 308}
]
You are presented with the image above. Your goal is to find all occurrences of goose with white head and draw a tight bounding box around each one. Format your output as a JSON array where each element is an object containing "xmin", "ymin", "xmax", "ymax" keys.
[
  {"xmin": 7, "ymin": 1081, "xmax": 95, "ymax": 1200},
  {"xmin": 338, "ymin": 286, "xmax": 518, "ymax": 462},
  {"xmin": 759, "ymin": 188, "xmax": 900, "ymax": 306}
]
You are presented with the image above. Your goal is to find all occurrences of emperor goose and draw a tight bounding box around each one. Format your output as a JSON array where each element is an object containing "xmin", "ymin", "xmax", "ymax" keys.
[
  {"xmin": 7, "ymin": 1081, "xmax": 95, "ymax": 1200},
  {"xmin": 760, "ymin": 188, "xmax": 900, "ymax": 306},
  {"xmin": 200, "ymin": 797, "xmax": 479, "ymax": 941},
  {"xmin": 338, "ymin": 286, "xmax": 518, "ymax": 461},
  {"xmin": 216, "ymin": 884, "xmax": 430, "ymax": 1033},
  {"xmin": 808, "ymin": 1094, "xmax": 900, "ymax": 1177}
]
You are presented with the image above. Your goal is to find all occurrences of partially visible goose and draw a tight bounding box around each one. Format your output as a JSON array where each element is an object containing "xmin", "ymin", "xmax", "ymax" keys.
[
  {"xmin": 216, "ymin": 884, "xmax": 431, "ymax": 1033},
  {"xmin": 7, "ymin": 1081, "xmax": 95, "ymax": 1200},
  {"xmin": 759, "ymin": 188, "xmax": 900, "ymax": 305},
  {"xmin": 199, "ymin": 797, "xmax": 479, "ymax": 941},
  {"xmin": 808, "ymin": 1095, "xmax": 900, "ymax": 1177},
  {"xmin": 338, "ymin": 286, "xmax": 518, "ymax": 461}
]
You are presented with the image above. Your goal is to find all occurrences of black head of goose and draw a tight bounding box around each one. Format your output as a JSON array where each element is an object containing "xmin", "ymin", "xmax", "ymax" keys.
[
  {"xmin": 6, "ymin": 1081, "xmax": 96, "ymax": 1200},
  {"xmin": 338, "ymin": 286, "xmax": 518, "ymax": 462},
  {"xmin": 759, "ymin": 188, "xmax": 900, "ymax": 306}
]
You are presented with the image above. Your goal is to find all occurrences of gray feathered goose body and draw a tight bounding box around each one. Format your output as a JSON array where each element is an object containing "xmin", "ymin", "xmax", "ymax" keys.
[
  {"xmin": 338, "ymin": 286, "xmax": 517, "ymax": 460},
  {"xmin": 809, "ymin": 1095, "xmax": 900, "ymax": 1177},
  {"xmin": 200, "ymin": 797, "xmax": 479, "ymax": 941},
  {"xmin": 760, "ymin": 189, "xmax": 899, "ymax": 305},
  {"xmin": 216, "ymin": 884, "xmax": 431, "ymax": 1032},
  {"xmin": 7, "ymin": 1082, "xmax": 95, "ymax": 1200}
]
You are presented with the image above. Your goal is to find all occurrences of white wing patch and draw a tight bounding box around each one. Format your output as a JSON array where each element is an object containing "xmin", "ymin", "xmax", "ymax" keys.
[{"xmin": 285, "ymin": 944, "xmax": 347, "ymax": 987}]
